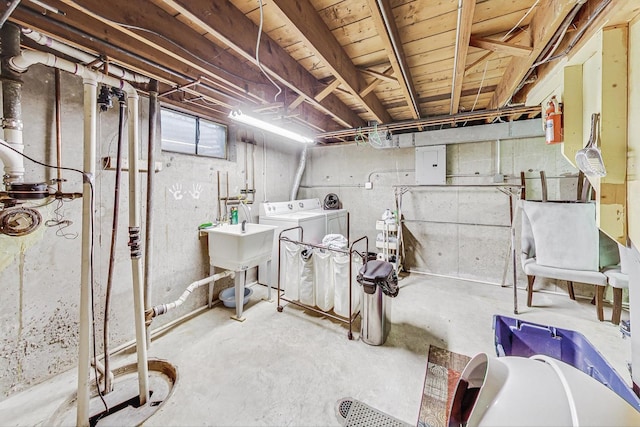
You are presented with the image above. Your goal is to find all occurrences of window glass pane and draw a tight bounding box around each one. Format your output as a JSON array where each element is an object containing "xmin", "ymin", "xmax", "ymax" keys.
[
  {"xmin": 161, "ymin": 109, "xmax": 196, "ymax": 155},
  {"xmin": 198, "ymin": 119, "xmax": 227, "ymax": 158}
]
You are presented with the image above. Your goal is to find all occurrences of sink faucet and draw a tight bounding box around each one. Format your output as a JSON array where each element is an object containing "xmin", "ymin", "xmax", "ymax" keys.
[{"xmin": 241, "ymin": 220, "xmax": 247, "ymax": 233}]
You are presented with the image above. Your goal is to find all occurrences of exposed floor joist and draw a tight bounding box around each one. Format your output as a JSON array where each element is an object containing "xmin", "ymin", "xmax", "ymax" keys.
[
  {"xmin": 450, "ymin": 0, "xmax": 477, "ymax": 115},
  {"xmin": 365, "ymin": 0, "xmax": 421, "ymax": 120},
  {"xmin": 270, "ymin": 0, "xmax": 391, "ymax": 124},
  {"xmin": 489, "ymin": 0, "xmax": 579, "ymax": 108},
  {"xmin": 157, "ymin": 0, "xmax": 365, "ymax": 129}
]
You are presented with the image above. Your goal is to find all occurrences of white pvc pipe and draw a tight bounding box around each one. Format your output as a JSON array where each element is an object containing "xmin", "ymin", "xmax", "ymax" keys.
[
  {"xmin": 7, "ymin": 49, "xmax": 150, "ymax": 421},
  {"xmin": 21, "ymin": 28, "xmax": 150, "ymax": 84},
  {"xmin": 152, "ymin": 270, "xmax": 235, "ymax": 315},
  {"xmin": 77, "ymin": 78, "xmax": 96, "ymax": 427},
  {"xmin": 127, "ymin": 90, "xmax": 150, "ymax": 406},
  {"xmin": 0, "ymin": 137, "xmax": 24, "ymax": 178}
]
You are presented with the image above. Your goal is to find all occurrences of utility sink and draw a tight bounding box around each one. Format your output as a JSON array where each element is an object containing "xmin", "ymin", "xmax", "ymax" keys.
[
  {"xmin": 204, "ymin": 223, "xmax": 276, "ymax": 322},
  {"xmin": 204, "ymin": 223, "xmax": 277, "ymax": 271}
]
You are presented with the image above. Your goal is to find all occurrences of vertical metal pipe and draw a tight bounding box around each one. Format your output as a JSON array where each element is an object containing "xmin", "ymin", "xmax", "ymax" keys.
[
  {"xmin": 127, "ymin": 91, "xmax": 150, "ymax": 405},
  {"xmin": 0, "ymin": 23, "xmax": 24, "ymax": 184},
  {"xmin": 77, "ymin": 78, "xmax": 97, "ymax": 427},
  {"xmin": 55, "ymin": 69, "xmax": 62, "ymax": 192},
  {"xmin": 217, "ymin": 170, "xmax": 221, "ymax": 220},
  {"xmin": 103, "ymin": 94, "xmax": 126, "ymax": 394},
  {"xmin": 144, "ymin": 79, "xmax": 158, "ymax": 348}
]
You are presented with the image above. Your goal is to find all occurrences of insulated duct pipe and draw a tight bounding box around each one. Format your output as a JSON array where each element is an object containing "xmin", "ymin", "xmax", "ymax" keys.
[
  {"xmin": 7, "ymin": 49, "xmax": 150, "ymax": 423},
  {"xmin": 21, "ymin": 28, "xmax": 150, "ymax": 84},
  {"xmin": 289, "ymin": 144, "xmax": 308, "ymax": 201},
  {"xmin": 144, "ymin": 79, "xmax": 158, "ymax": 348},
  {"xmin": 0, "ymin": 23, "xmax": 24, "ymax": 184}
]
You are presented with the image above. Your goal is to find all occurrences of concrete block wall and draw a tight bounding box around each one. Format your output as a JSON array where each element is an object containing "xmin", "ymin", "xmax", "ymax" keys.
[
  {"xmin": 0, "ymin": 65, "xmax": 299, "ymax": 397},
  {"xmin": 300, "ymin": 132, "xmax": 579, "ymax": 289}
]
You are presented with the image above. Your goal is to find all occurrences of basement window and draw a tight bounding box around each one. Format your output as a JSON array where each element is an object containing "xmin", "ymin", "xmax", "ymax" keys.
[{"xmin": 160, "ymin": 108, "xmax": 227, "ymax": 158}]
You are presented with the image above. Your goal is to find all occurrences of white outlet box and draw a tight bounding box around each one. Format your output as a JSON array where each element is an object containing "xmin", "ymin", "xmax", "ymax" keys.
[{"xmin": 365, "ymin": 182, "xmax": 373, "ymax": 189}]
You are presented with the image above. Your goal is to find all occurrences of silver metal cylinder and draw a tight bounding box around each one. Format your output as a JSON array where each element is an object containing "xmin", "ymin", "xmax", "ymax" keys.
[{"xmin": 360, "ymin": 284, "xmax": 391, "ymax": 346}]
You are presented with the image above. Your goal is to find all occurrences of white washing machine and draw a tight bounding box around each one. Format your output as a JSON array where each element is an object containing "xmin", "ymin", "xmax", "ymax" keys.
[
  {"xmin": 258, "ymin": 199, "xmax": 328, "ymax": 288},
  {"xmin": 312, "ymin": 207, "xmax": 348, "ymax": 238}
]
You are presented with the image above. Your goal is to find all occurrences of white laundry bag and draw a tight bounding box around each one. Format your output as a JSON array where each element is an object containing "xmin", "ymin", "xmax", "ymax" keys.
[
  {"xmin": 333, "ymin": 253, "xmax": 361, "ymax": 317},
  {"xmin": 299, "ymin": 248, "xmax": 315, "ymax": 306},
  {"xmin": 314, "ymin": 248, "xmax": 334, "ymax": 311},
  {"xmin": 282, "ymin": 242, "xmax": 301, "ymax": 300}
]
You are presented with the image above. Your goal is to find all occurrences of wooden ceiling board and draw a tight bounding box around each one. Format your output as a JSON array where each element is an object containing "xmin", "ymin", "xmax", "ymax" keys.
[
  {"xmin": 0, "ymin": 0, "xmax": 624, "ymax": 141},
  {"xmin": 314, "ymin": 0, "xmax": 374, "ymax": 31}
]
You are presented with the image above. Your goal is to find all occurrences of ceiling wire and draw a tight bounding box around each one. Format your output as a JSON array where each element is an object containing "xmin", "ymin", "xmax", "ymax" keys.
[
  {"xmin": 256, "ymin": 0, "xmax": 282, "ymax": 102},
  {"xmin": 501, "ymin": 0, "xmax": 539, "ymax": 41},
  {"xmin": 59, "ymin": 0, "xmax": 268, "ymax": 87}
]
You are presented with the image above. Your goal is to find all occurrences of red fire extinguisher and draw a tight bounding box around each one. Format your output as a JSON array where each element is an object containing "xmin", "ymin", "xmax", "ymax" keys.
[{"xmin": 545, "ymin": 96, "xmax": 563, "ymax": 144}]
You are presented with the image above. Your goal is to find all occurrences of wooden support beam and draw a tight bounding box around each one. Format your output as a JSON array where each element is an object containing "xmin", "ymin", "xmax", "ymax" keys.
[
  {"xmin": 270, "ymin": 0, "xmax": 390, "ymax": 124},
  {"xmin": 46, "ymin": 0, "xmax": 267, "ymax": 104},
  {"xmin": 365, "ymin": 0, "xmax": 420, "ymax": 119},
  {"xmin": 314, "ymin": 79, "xmax": 341, "ymax": 102},
  {"xmin": 158, "ymin": 0, "xmax": 364, "ymax": 129},
  {"xmin": 489, "ymin": 0, "xmax": 578, "ymax": 109},
  {"xmin": 359, "ymin": 67, "xmax": 393, "ymax": 97},
  {"xmin": 450, "ymin": 0, "xmax": 477, "ymax": 115},
  {"xmin": 288, "ymin": 95, "xmax": 306, "ymax": 111},
  {"xmin": 359, "ymin": 67, "xmax": 397, "ymax": 83},
  {"xmin": 465, "ymin": 29, "xmax": 526, "ymax": 72},
  {"xmin": 470, "ymin": 37, "xmax": 533, "ymax": 57}
]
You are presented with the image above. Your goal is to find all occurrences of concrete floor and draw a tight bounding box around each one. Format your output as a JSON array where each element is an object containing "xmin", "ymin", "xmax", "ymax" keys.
[{"xmin": 0, "ymin": 274, "xmax": 631, "ymax": 426}]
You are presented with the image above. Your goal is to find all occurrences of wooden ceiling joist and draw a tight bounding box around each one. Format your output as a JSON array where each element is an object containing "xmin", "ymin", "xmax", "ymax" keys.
[
  {"xmin": 470, "ymin": 37, "xmax": 533, "ymax": 57},
  {"xmin": 156, "ymin": 0, "xmax": 365, "ymax": 129},
  {"xmin": 270, "ymin": 0, "xmax": 391, "ymax": 124},
  {"xmin": 365, "ymin": 0, "xmax": 421, "ymax": 120},
  {"xmin": 489, "ymin": 0, "xmax": 579, "ymax": 108},
  {"xmin": 450, "ymin": 0, "xmax": 477, "ymax": 115}
]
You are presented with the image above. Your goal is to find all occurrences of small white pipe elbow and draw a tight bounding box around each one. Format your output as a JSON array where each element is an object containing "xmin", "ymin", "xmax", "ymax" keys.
[{"xmin": 0, "ymin": 138, "xmax": 25, "ymax": 182}]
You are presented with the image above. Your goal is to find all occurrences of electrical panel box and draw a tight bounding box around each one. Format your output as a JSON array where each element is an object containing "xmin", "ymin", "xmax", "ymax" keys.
[{"xmin": 415, "ymin": 145, "xmax": 446, "ymax": 185}]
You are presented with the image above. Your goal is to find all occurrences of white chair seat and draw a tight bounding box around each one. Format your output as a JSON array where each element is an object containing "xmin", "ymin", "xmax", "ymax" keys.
[
  {"xmin": 523, "ymin": 260, "xmax": 607, "ymax": 285},
  {"xmin": 603, "ymin": 266, "xmax": 629, "ymax": 289}
]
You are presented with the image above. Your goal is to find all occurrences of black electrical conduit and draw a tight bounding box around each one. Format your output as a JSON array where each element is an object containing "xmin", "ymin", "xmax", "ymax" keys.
[
  {"xmin": 143, "ymin": 80, "xmax": 158, "ymax": 347},
  {"xmin": 103, "ymin": 90, "xmax": 126, "ymax": 394}
]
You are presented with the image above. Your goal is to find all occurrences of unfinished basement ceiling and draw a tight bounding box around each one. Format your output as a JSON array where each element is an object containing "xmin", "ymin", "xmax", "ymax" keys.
[{"xmin": 1, "ymin": 0, "xmax": 637, "ymax": 142}]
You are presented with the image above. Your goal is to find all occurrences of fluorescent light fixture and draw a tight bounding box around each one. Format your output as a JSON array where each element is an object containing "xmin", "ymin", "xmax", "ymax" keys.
[{"xmin": 229, "ymin": 110, "xmax": 314, "ymax": 144}]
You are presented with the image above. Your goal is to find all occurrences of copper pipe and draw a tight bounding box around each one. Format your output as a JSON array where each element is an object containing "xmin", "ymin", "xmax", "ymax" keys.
[{"xmin": 55, "ymin": 69, "xmax": 62, "ymax": 192}]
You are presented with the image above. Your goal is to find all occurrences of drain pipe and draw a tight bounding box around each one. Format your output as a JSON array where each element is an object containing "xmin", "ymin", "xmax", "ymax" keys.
[
  {"xmin": 125, "ymin": 80, "xmax": 150, "ymax": 409},
  {"xmin": 103, "ymin": 92, "xmax": 126, "ymax": 395},
  {"xmin": 289, "ymin": 144, "xmax": 308, "ymax": 201},
  {"xmin": 8, "ymin": 50, "xmax": 150, "ymax": 423},
  {"xmin": 0, "ymin": 23, "xmax": 24, "ymax": 185},
  {"xmin": 144, "ymin": 79, "xmax": 158, "ymax": 348},
  {"xmin": 77, "ymin": 75, "xmax": 96, "ymax": 427},
  {"xmin": 21, "ymin": 28, "xmax": 150, "ymax": 84},
  {"xmin": 146, "ymin": 270, "xmax": 235, "ymax": 320}
]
